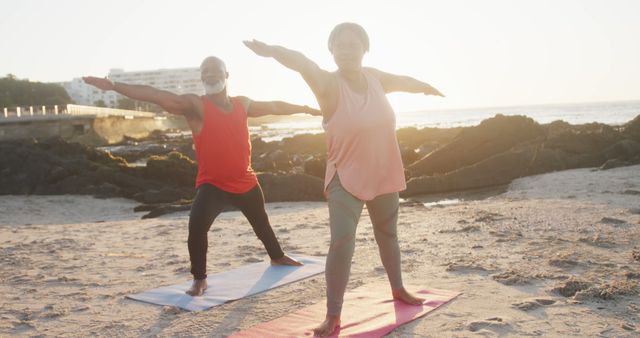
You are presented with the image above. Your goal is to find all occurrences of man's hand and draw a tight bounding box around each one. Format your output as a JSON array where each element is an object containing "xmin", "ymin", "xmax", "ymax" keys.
[
  {"xmin": 304, "ymin": 105, "xmax": 322, "ymax": 116},
  {"xmin": 83, "ymin": 76, "xmax": 115, "ymax": 91},
  {"xmin": 424, "ymin": 83, "xmax": 445, "ymax": 97},
  {"xmin": 243, "ymin": 39, "xmax": 275, "ymax": 58}
]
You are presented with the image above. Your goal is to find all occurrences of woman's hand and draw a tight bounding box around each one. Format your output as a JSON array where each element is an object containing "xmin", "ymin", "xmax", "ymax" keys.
[
  {"xmin": 243, "ymin": 39, "xmax": 275, "ymax": 58},
  {"xmin": 423, "ymin": 83, "xmax": 445, "ymax": 97}
]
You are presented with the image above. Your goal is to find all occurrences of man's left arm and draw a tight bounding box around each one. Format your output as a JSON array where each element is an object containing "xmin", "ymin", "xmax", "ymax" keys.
[{"xmin": 241, "ymin": 97, "xmax": 321, "ymax": 117}]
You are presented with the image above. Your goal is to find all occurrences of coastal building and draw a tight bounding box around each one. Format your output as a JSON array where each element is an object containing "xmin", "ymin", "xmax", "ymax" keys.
[
  {"xmin": 60, "ymin": 78, "xmax": 117, "ymax": 107},
  {"xmin": 61, "ymin": 67, "xmax": 203, "ymax": 108},
  {"xmin": 107, "ymin": 67, "xmax": 203, "ymax": 97}
]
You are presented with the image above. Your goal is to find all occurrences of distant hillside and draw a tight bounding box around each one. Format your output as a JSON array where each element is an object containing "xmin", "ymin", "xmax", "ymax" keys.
[{"xmin": 0, "ymin": 74, "xmax": 72, "ymax": 107}]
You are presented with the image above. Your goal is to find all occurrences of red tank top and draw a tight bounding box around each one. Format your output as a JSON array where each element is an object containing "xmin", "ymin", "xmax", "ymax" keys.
[{"xmin": 193, "ymin": 96, "xmax": 258, "ymax": 193}]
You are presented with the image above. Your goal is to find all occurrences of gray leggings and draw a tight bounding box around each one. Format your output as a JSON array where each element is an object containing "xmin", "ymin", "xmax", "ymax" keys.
[{"xmin": 325, "ymin": 175, "xmax": 404, "ymax": 316}]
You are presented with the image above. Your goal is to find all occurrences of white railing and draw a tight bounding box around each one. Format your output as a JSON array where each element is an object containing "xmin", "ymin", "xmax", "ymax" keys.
[
  {"xmin": 2, "ymin": 105, "xmax": 61, "ymax": 118},
  {"xmin": 2, "ymin": 104, "xmax": 156, "ymax": 120},
  {"xmin": 65, "ymin": 104, "xmax": 156, "ymax": 118}
]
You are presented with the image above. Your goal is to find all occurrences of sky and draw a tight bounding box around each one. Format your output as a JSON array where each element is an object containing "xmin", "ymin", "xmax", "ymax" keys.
[{"xmin": 1, "ymin": 0, "xmax": 639, "ymax": 112}]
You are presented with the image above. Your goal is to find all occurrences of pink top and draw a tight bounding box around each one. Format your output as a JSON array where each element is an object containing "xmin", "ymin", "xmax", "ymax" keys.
[{"xmin": 323, "ymin": 69, "xmax": 406, "ymax": 201}]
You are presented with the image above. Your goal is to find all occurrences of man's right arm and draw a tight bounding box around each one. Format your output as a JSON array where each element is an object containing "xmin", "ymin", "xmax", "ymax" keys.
[{"xmin": 82, "ymin": 76, "xmax": 197, "ymax": 116}]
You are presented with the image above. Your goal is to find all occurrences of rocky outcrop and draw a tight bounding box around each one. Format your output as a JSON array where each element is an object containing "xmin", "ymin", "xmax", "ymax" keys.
[
  {"xmin": 0, "ymin": 138, "xmax": 324, "ymax": 209},
  {"xmin": 3, "ymin": 113, "xmax": 639, "ymax": 216},
  {"xmin": 408, "ymin": 115, "xmax": 545, "ymax": 176},
  {"xmin": 257, "ymin": 173, "xmax": 324, "ymax": 202},
  {"xmin": 403, "ymin": 115, "xmax": 640, "ymax": 196}
]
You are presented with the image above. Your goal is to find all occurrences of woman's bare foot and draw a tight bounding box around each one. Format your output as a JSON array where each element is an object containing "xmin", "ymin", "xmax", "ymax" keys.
[
  {"xmin": 392, "ymin": 287, "xmax": 425, "ymax": 305},
  {"xmin": 313, "ymin": 314, "xmax": 340, "ymax": 337},
  {"xmin": 271, "ymin": 254, "xmax": 303, "ymax": 266},
  {"xmin": 186, "ymin": 278, "xmax": 208, "ymax": 296}
]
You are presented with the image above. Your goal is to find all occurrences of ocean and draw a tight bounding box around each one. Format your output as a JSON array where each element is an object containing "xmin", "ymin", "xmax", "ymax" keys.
[{"xmin": 251, "ymin": 100, "xmax": 640, "ymax": 142}]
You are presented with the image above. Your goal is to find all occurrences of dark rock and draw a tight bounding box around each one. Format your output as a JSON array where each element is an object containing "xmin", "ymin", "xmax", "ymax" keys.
[
  {"xmin": 269, "ymin": 150, "xmax": 292, "ymax": 172},
  {"xmin": 46, "ymin": 166, "xmax": 70, "ymax": 184},
  {"xmin": 545, "ymin": 120, "xmax": 573, "ymax": 137},
  {"xmin": 400, "ymin": 147, "xmax": 419, "ymax": 166},
  {"xmin": 105, "ymin": 143, "xmax": 173, "ymax": 162},
  {"xmin": 303, "ymin": 156, "xmax": 326, "ymax": 178},
  {"xmin": 603, "ymin": 139, "xmax": 640, "ymax": 161},
  {"xmin": 545, "ymin": 122, "xmax": 620, "ymax": 155},
  {"xmin": 136, "ymin": 188, "xmax": 190, "ymax": 204},
  {"xmin": 563, "ymin": 153, "xmax": 606, "ymax": 169},
  {"xmin": 408, "ymin": 115, "xmax": 544, "ymax": 177},
  {"xmin": 90, "ymin": 182, "xmax": 122, "ymax": 198},
  {"xmin": 105, "ymin": 129, "xmax": 194, "ymax": 163},
  {"xmin": 278, "ymin": 133, "xmax": 326, "ymax": 155},
  {"xmin": 144, "ymin": 151, "xmax": 197, "ymax": 186},
  {"xmin": 402, "ymin": 115, "xmax": 638, "ymax": 195},
  {"xmin": 600, "ymin": 159, "xmax": 630, "ymax": 170},
  {"xmin": 4, "ymin": 114, "xmax": 640, "ymax": 218},
  {"xmin": 290, "ymin": 154, "xmax": 310, "ymax": 166},
  {"xmin": 396, "ymin": 126, "xmax": 461, "ymax": 150},
  {"xmin": 250, "ymin": 136, "xmax": 274, "ymax": 155},
  {"xmin": 258, "ymin": 173, "xmax": 324, "ymax": 202},
  {"xmin": 0, "ymin": 138, "xmax": 192, "ymax": 204},
  {"xmin": 525, "ymin": 147, "xmax": 569, "ymax": 175},
  {"xmin": 415, "ymin": 142, "xmax": 440, "ymax": 158},
  {"xmin": 252, "ymin": 153, "xmax": 276, "ymax": 172},
  {"xmin": 403, "ymin": 144, "xmax": 544, "ymax": 196},
  {"xmin": 142, "ymin": 204, "xmax": 192, "ymax": 219},
  {"xmin": 623, "ymin": 115, "xmax": 640, "ymax": 141}
]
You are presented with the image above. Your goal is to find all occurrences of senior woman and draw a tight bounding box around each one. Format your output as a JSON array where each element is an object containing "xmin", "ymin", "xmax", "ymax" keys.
[{"xmin": 244, "ymin": 22, "xmax": 444, "ymax": 336}]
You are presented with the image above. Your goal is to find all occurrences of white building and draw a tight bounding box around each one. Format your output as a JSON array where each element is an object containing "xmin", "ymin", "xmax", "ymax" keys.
[
  {"xmin": 61, "ymin": 67, "xmax": 203, "ymax": 108},
  {"xmin": 60, "ymin": 78, "xmax": 117, "ymax": 107},
  {"xmin": 107, "ymin": 67, "xmax": 203, "ymax": 96}
]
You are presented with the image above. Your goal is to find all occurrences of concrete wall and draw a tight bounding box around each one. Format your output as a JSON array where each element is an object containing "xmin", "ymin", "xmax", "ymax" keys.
[{"xmin": 0, "ymin": 115, "xmax": 188, "ymax": 146}]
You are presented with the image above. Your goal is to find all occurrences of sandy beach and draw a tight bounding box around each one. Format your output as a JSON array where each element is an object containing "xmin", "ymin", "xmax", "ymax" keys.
[{"xmin": 1, "ymin": 165, "xmax": 639, "ymax": 337}]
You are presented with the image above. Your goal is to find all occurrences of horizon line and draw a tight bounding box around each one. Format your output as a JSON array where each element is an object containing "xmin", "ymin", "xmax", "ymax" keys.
[{"xmin": 399, "ymin": 98, "xmax": 640, "ymax": 115}]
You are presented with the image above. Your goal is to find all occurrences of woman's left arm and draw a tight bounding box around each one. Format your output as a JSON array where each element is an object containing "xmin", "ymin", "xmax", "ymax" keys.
[{"xmin": 366, "ymin": 67, "xmax": 445, "ymax": 97}]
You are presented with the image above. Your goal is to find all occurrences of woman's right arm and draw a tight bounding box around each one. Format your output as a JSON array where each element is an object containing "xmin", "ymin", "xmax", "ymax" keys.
[
  {"xmin": 82, "ymin": 76, "xmax": 198, "ymax": 116},
  {"xmin": 243, "ymin": 40, "xmax": 332, "ymax": 98}
]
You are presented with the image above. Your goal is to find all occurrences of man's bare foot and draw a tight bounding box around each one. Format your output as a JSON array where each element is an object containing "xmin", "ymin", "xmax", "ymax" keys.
[
  {"xmin": 313, "ymin": 314, "xmax": 340, "ymax": 337},
  {"xmin": 392, "ymin": 287, "xmax": 425, "ymax": 305},
  {"xmin": 186, "ymin": 278, "xmax": 208, "ymax": 297},
  {"xmin": 271, "ymin": 254, "xmax": 303, "ymax": 266}
]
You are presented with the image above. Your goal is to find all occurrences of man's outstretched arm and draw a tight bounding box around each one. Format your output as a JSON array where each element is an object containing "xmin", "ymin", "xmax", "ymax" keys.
[
  {"xmin": 242, "ymin": 98, "xmax": 321, "ymax": 117},
  {"xmin": 83, "ymin": 76, "xmax": 198, "ymax": 115}
]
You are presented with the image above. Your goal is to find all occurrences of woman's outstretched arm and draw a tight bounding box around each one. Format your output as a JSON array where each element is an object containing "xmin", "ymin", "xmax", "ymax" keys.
[
  {"xmin": 243, "ymin": 39, "xmax": 333, "ymax": 98},
  {"xmin": 366, "ymin": 67, "xmax": 445, "ymax": 97}
]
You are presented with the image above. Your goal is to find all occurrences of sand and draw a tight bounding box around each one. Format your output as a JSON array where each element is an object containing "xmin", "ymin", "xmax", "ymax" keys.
[{"xmin": 1, "ymin": 165, "xmax": 639, "ymax": 337}]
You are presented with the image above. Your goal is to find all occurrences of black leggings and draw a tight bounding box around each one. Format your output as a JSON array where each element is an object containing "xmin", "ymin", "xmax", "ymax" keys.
[{"xmin": 188, "ymin": 183, "xmax": 285, "ymax": 280}]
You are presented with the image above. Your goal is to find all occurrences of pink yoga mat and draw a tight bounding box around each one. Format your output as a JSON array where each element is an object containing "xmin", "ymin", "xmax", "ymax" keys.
[{"xmin": 230, "ymin": 283, "xmax": 460, "ymax": 337}]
